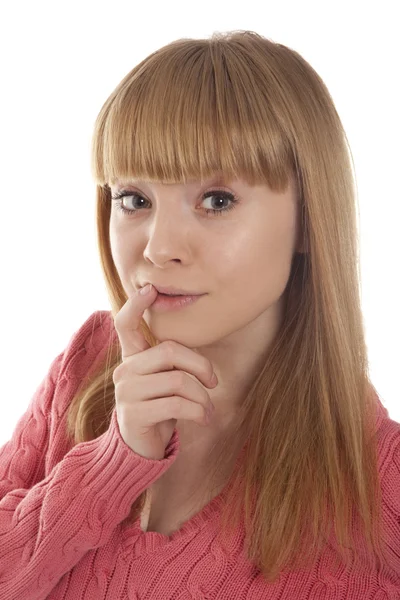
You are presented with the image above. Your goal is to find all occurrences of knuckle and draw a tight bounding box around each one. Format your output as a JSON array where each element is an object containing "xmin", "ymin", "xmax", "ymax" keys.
[
  {"xmin": 170, "ymin": 396, "xmax": 183, "ymax": 415},
  {"xmin": 113, "ymin": 364, "xmax": 123, "ymax": 384},
  {"xmin": 162, "ymin": 340, "xmax": 178, "ymax": 362},
  {"xmin": 169, "ymin": 369, "xmax": 186, "ymax": 391},
  {"xmin": 113, "ymin": 313, "xmax": 124, "ymax": 332}
]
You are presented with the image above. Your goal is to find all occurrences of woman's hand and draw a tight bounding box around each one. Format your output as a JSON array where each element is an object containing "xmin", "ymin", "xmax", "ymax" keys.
[{"xmin": 113, "ymin": 284, "xmax": 218, "ymax": 460}]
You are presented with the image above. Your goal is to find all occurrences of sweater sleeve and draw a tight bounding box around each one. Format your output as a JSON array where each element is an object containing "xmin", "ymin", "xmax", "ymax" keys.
[{"xmin": 0, "ymin": 312, "xmax": 180, "ymax": 600}]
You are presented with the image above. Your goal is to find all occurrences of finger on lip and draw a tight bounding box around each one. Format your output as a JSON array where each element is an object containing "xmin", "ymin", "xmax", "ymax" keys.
[
  {"xmin": 139, "ymin": 283, "xmax": 157, "ymax": 296},
  {"xmin": 113, "ymin": 291, "xmax": 156, "ymax": 359}
]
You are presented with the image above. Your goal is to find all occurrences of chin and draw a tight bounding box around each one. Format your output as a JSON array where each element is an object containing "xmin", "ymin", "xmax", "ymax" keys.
[{"xmin": 145, "ymin": 320, "xmax": 221, "ymax": 349}]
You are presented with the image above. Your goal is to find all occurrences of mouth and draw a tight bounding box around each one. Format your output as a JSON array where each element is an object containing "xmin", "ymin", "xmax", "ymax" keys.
[
  {"xmin": 151, "ymin": 292, "xmax": 205, "ymax": 312},
  {"xmin": 144, "ymin": 283, "xmax": 205, "ymax": 296},
  {"xmin": 158, "ymin": 292, "xmax": 184, "ymax": 297}
]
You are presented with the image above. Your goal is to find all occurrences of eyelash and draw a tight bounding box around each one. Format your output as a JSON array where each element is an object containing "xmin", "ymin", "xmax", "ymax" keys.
[{"xmin": 110, "ymin": 189, "xmax": 239, "ymax": 217}]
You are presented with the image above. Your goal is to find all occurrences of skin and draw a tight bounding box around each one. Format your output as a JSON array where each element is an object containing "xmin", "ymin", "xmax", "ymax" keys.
[{"xmin": 109, "ymin": 172, "xmax": 304, "ymax": 461}]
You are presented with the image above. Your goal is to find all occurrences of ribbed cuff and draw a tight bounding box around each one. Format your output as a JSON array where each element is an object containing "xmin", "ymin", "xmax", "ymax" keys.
[{"xmin": 53, "ymin": 409, "xmax": 180, "ymax": 548}]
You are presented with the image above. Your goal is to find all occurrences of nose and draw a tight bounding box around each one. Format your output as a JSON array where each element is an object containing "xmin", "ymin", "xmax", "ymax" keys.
[{"xmin": 143, "ymin": 204, "xmax": 191, "ymax": 265}]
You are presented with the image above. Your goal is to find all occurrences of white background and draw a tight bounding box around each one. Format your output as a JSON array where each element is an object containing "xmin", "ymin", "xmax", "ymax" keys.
[{"xmin": 0, "ymin": 0, "xmax": 398, "ymax": 446}]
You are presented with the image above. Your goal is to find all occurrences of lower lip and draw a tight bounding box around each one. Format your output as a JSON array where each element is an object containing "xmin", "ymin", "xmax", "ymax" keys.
[{"xmin": 151, "ymin": 293, "xmax": 205, "ymax": 312}]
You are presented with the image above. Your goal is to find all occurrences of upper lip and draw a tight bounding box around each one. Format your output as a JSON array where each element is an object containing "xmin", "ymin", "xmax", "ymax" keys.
[{"xmin": 142, "ymin": 283, "xmax": 204, "ymax": 296}]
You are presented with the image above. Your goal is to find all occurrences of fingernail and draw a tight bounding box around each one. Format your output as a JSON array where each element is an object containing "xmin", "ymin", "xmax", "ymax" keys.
[
  {"xmin": 140, "ymin": 284, "xmax": 152, "ymax": 295},
  {"xmin": 211, "ymin": 372, "xmax": 218, "ymax": 385}
]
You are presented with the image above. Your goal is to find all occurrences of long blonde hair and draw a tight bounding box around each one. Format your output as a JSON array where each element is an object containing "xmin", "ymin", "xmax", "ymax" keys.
[{"xmin": 67, "ymin": 30, "xmax": 388, "ymax": 582}]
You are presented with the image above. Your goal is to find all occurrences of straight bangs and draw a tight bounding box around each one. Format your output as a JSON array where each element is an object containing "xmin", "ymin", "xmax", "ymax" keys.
[{"xmin": 91, "ymin": 38, "xmax": 299, "ymax": 195}]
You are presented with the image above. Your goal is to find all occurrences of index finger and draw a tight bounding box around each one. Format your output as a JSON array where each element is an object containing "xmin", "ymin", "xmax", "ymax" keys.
[{"xmin": 113, "ymin": 284, "xmax": 158, "ymax": 360}]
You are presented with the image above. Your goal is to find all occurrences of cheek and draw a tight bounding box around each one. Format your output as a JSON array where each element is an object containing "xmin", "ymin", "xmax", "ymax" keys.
[
  {"xmin": 109, "ymin": 225, "xmax": 139, "ymax": 294},
  {"xmin": 109, "ymin": 229, "xmax": 124, "ymax": 271},
  {"xmin": 216, "ymin": 226, "xmax": 295, "ymax": 304},
  {"xmin": 109, "ymin": 220, "xmax": 120, "ymax": 257},
  {"xmin": 110, "ymin": 223, "xmax": 137, "ymax": 264}
]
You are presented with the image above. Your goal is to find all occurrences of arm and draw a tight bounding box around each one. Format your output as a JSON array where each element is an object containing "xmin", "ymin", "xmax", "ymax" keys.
[{"xmin": 0, "ymin": 313, "xmax": 180, "ymax": 600}]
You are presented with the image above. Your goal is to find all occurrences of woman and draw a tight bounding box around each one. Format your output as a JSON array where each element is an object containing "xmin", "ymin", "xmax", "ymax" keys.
[{"xmin": 1, "ymin": 30, "xmax": 398, "ymax": 599}]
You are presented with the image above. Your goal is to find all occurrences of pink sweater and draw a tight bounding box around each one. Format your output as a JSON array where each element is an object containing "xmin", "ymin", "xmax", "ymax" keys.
[{"xmin": 1, "ymin": 311, "xmax": 400, "ymax": 599}]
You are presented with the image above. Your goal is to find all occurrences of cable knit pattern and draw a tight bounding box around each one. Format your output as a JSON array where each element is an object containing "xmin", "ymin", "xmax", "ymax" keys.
[{"xmin": 0, "ymin": 310, "xmax": 399, "ymax": 599}]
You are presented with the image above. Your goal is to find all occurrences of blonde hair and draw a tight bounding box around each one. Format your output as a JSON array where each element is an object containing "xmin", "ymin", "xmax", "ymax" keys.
[{"xmin": 67, "ymin": 30, "xmax": 388, "ymax": 582}]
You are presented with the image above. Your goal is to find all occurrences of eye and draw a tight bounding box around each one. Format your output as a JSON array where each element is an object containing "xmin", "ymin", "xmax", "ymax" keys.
[
  {"xmin": 111, "ymin": 192, "xmax": 149, "ymax": 214},
  {"xmin": 111, "ymin": 189, "xmax": 239, "ymax": 217},
  {"xmin": 201, "ymin": 191, "xmax": 238, "ymax": 215}
]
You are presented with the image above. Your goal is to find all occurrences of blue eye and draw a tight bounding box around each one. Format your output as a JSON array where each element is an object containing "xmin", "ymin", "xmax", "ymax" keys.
[{"xmin": 111, "ymin": 189, "xmax": 239, "ymax": 217}]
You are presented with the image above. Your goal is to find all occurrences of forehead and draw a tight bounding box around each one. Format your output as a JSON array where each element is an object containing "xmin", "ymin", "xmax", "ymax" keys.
[{"xmin": 112, "ymin": 173, "xmax": 235, "ymax": 188}]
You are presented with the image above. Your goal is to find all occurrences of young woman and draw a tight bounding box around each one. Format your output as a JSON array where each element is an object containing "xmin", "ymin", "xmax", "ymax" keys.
[{"xmin": 1, "ymin": 30, "xmax": 398, "ymax": 599}]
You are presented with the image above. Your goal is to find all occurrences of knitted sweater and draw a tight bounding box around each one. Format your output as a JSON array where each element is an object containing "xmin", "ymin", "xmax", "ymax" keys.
[{"xmin": 1, "ymin": 311, "xmax": 399, "ymax": 599}]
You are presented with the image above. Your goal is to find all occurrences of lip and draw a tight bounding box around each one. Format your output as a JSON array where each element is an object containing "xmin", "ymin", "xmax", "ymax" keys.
[
  {"xmin": 142, "ymin": 283, "xmax": 205, "ymax": 296},
  {"xmin": 151, "ymin": 293, "xmax": 204, "ymax": 312}
]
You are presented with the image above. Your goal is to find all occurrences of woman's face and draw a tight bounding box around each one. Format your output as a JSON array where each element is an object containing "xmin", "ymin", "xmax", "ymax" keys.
[{"xmin": 109, "ymin": 173, "xmax": 302, "ymax": 350}]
